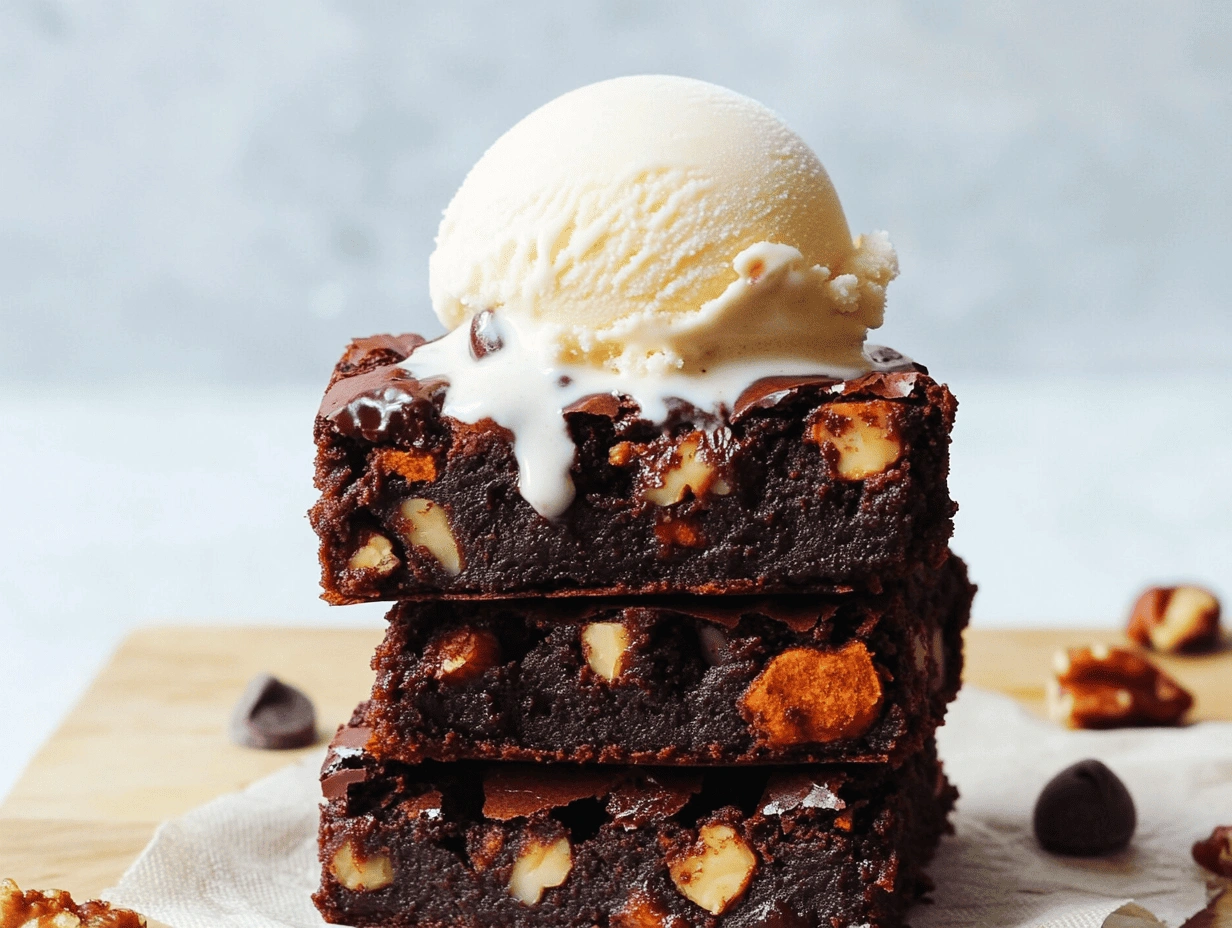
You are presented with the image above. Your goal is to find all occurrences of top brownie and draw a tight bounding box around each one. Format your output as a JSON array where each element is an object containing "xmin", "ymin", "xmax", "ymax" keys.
[{"xmin": 311, "ymin": 334, "xmax": 957, "ymax": 603}]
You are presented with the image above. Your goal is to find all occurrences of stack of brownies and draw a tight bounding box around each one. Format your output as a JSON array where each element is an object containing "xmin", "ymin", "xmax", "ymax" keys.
[{"xmin": 307, "ymin": 333, "xmax": 973, "ymax": 928}]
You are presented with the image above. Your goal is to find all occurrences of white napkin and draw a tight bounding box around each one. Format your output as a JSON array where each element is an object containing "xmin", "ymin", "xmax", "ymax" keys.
[{"xmin": 105, "ymin": 687, "xmax": 1227, "ymax": 927}]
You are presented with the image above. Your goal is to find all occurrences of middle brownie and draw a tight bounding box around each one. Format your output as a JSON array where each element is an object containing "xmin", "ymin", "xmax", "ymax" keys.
[{"xmin": 363, "ymin": 555, "xmax": 972, "ymax": 766}]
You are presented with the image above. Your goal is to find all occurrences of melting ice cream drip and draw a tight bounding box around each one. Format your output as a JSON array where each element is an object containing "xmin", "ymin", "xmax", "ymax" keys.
[{"xmin": 401, "ymin": 309, "xmax": 910, "ymax": 520}]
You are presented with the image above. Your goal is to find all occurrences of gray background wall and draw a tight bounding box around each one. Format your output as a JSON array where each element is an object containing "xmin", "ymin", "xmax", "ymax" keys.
[{"xmin": 3, "ymin": 0, "xmax": 1230, "ymax": 383}]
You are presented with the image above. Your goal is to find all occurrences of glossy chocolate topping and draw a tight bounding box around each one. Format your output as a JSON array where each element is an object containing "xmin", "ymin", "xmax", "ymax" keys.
[{"xmin": 319, "ymin": 365, "xmax": 446, "ymax": 443}]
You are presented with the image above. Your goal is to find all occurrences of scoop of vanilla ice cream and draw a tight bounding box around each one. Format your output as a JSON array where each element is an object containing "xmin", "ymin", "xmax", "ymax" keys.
[{"xmin": 429, "ymin": 75, "xmax": 897, "ymax": 376}]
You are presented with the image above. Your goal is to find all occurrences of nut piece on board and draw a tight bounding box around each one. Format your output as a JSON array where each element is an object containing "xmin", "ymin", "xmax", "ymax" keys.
[
  {"xmin": 581, "ymin": 622, "xmax": 631, "ymax": 681},
  {"xmin": 330, "ymin": 842, "xmax": 393, "ymax": 892},
  {"xmin": 1033, "ymin": 759, "xmax": 1136, "ymax": 856},
  {"xmin": 0, "ymin": 878, "xmax": 147, "ymax": 927},
  {"xmin": 667, "ymin": 823, "xmax": 757, "ymax": 915},
  {"xmin": 508, "ymin": 834, "xmax": 572, "ymax": 905},
  {"xmin": 229, "ymin": 674, "xmax": 317, "ymax": 750},
  {"xmin": 422, "ymin": 627, "xmax": 501, "ymax": 684},
  {"xmin": 346, "ymin": 531, "xmax": 400, "ymax": 576},
  {"xmin": 808, "ymin": 400, "xmax": 902, "ymax": 480},
  {"xmin": 740, "ymin": 643, "xmax": 884, "ymax": 747},
  {"xmin": 1192, "ymin": 825, "xmax": 1232, "ymax": 877},
  {"xmin": 1048, "ymin": 645, "xmax": 1193, "ymax": 729},
  {"xmin": 1128, "ymin": 586, "xmax": 1222, "ymax": 654},
  {"xmin": 397, "ymin": 498, "xmax": 462, "ymax": 575},
  {"xmin": 643, "ymin": 433, "xmax": 730, "ymax": 506}
]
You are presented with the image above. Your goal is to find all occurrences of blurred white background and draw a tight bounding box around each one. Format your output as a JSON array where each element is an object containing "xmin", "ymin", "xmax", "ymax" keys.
[{"xmin": 1, "ymin": 0, "xmax": 1229, "ymax": 797}]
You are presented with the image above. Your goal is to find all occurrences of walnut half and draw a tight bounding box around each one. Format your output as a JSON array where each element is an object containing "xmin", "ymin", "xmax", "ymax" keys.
[
  {"xmin": 667, "ymin": 823, "xmax": 757, "ymax": 915},
  {"xmin": 1048, "ymin": 644, "xmax": 1193, "ymax": 729},
  {"xmin": 508, "ymin": 834, "xmax": 572, "ymax": 905},
  {"xmin": 581, "ymin": 622, "xmax": 631, "ymax": 681},
  {"xmin": 809, "ymin": 400, "xmax": 902, "ymax": 480},
  {"xmin": 330, "ymin": 841, "xmax": 393, "ymax": 892},
  {"xmin": 397, "ymin": 498, "xmax": 462, "ymax": 575},
  {"xmin": 643, "ymin": 433, "xmax": 731, "ymax": 506}
]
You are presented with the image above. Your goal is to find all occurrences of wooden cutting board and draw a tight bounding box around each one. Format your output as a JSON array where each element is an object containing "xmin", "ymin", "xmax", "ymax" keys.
[{"xmin": 1, "ymin": 626, "xmax": 1229, "ymax": 902}]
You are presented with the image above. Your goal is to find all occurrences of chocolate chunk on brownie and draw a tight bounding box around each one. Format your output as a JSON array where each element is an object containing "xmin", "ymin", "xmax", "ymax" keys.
[
  {"xmin": 314, "ymin": 724, "xmax": 956, "ymax": 928},
  {"xmin": 361, "ymin": 557, "xmax": 971, "ymax": 766},
  {"xmin": 310, "ymin": 334, "xmax": 957, "ymax": 603}
]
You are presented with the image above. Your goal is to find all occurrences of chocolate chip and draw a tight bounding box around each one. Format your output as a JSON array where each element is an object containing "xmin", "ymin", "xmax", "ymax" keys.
[
  {"xmin": 321, "ymin": 767, "xmax": 368, "ymax": 801},
  {"xmin": 697, "ymin": 625, "xmax": 730, "ymax": 665},
  {"xmin": 229, "ymin": 674, "xmax": 317, "ymax": 750},
  {"xmin": 1033, "ymin": 759, "xmax": 1136, "ymax": 856},
  {"xmin": 468, "ymin": 309, "xmax": 504, "ymax": 359}
]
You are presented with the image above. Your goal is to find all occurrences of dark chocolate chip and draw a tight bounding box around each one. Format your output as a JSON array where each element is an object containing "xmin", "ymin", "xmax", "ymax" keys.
[
  {"xmin": 1033, "ymin": 759, "xmax": 1136, "ymax": 856},
  {"xmin": 865, "ymin": 344, "xmax": 927, "ymax": 374},
  {"xmin": 697, "ymin": 624, "xmax": 730, "ymax": 666},
  {"xmin": 321, "ymin": 767, "xmax": 368, "ymax": 801},
  {"xmin": 319, "ymin": 364, "xmax": 446, "ymax": 442},
  {"xmin": 329, "ymin": 724, "xmax": 373, "ymax": 751},
  {"xmin": 469, "ymin": 309, "xmax": 504, "ymax": 359},
  {"xmin": 731, "ymin": 375, "xmax": 841, "ymax": 420},
  {"xmin": 562, "ymin": 392, "xmax": 623, "ymax": 418},
  {"xmin": 229, "ymin": 674, "xmax": 317, "ymax": 750}
]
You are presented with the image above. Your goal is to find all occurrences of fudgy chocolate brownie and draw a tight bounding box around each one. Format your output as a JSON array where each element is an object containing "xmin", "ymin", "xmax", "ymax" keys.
[
  {"xmin": 311, "ymin": 334, "xmax": 957, "ymax": 603},
  {"xmin": 362, "ymin": 557, "xmax": 971, "ymax": 766},
  {"xmin": 314, "ymin": 723, "xmax": 956, "ymax": 928}
]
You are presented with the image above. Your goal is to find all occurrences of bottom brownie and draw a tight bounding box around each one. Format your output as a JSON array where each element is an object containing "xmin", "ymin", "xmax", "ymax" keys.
[{"xmin": 314, "ymin": 723, "xmax": 955, "ymax": 928}]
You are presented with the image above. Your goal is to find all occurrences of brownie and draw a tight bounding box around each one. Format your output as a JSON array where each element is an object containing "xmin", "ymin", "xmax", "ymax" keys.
[
  {"xmin": 361, "ymin": 557, "xmax": 971, "ymax": 766},
  {"xmin": 314, "ymin": 723, "xmax": 956, "ymax": 928},
  {"xmin": 310, "ymin": 334, "xmax": 957, "ymax": 603}
]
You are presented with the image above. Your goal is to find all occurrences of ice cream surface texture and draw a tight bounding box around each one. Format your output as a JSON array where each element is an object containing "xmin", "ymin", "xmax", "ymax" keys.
[
  {"xmin": 429, "ymin": 75, "xmax": 897, "ymax": 376},
  {"xmin": 404, "ymin": 75, "xmax": 903, "ymax": 517}
]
